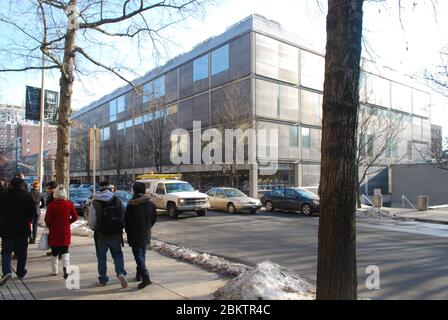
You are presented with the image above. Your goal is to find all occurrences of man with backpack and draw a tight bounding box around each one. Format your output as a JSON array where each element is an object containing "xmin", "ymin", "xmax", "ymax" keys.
[
  {"xmin": 88, "ymin": 181, "xmax": 127, "ymax": 288},
  {"xmin": 125, "ymin": 182, "xmax": 157, "ymax": 289}
]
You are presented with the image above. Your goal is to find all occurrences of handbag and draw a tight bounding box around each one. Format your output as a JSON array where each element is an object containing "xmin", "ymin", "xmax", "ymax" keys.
[{"xmin": 38, "ymin": 228, "xmax": 50, "ymax": 251}]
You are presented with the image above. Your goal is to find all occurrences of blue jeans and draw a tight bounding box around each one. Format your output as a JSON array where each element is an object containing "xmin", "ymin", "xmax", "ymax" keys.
[
  {"xmin": 94, "ymin": 237, "xmax": 127, "ymax": 284},
  {"xmin": 131, "ymin": 246, "xmax": 149, "ymax": 278},
  {"xmin": 1, "ymin": 236, "xmax": 28, "ymax": 277}
]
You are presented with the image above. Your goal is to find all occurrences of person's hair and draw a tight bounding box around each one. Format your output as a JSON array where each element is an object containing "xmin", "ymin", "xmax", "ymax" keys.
[
  {"xmin": 10, "ymin": 177, "xmax": 26, "ymax": 190},
  {"xmin": 32, "ymin": 180, "xmax": 40, "ymax": 189},
  {"xmin": 99, "ymin": 181, "xmax": 112, "ymax": 192},
  {"xmin": 17, "ymin": 172, "xmax": 25, "ymax": 179},
  {"xmin": 53, "ymin": 185, "xmax": 67, "ymax": 200},
  {"xmin": 46, "ymin": 181, "xmax": 57, "ymax": 189},
  {"xmin": 133, "ymin": 182, "xmax": 146, "ymax": 195}
]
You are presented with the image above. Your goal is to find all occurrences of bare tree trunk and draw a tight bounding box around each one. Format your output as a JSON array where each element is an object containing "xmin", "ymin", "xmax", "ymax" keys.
[
  {"xmin": 316, "ymin": 0, "xmax": 364, "ymax": 300},
  {"xmin": 56, "ymin": 0, "xmax": 77, "ymax": 188},
  {"xmin": 356, "ymin": 167, "xmax": 361, "ymax": 208}
]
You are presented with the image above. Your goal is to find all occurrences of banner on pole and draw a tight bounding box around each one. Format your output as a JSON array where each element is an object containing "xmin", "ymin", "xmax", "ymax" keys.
[{"xmin": 25, "ymin": 86, "xmax": 59, "ymax": 124}]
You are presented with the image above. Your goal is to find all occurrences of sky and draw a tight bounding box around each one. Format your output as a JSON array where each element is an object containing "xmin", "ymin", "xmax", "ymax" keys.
[{"xmin": 0, "ymin": 0, "xmax": 447, "ymax": 134}]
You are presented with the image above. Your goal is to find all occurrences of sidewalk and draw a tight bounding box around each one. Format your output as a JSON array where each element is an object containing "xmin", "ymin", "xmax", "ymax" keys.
[
  {"xmin": 385, "ymin": 207, "xmax": 448, "ymax": 224},
  {"xmin": 0, "ymin": 229, "xmax": 229, "ymax": 300}
]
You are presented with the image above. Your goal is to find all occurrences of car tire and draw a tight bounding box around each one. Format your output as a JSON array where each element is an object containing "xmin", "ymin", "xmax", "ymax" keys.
[
  {"xmin": 301, "ymin": 203, "xmax": 312, "ymax": 216},
  {"xmin": 227, "ymin": 203, "xmax": 236, "ymax": 214},
  {"xmin": 250, "ymin": 209, "xmax": 257, "ymax": 214},
  {"xmin": 196, "ymin": 209, "xmax": 207, "ymax": 217},
  {"xmin": 265, "ymin": 201, "xmax": 274, "ymax": 212},
  {"xmin": 167, "ymin": 203, "xmax": 179, "ymax": 219}
]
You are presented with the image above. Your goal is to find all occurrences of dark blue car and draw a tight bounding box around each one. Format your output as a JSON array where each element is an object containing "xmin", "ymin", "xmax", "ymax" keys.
[{"xmin": 262, "ymin": 188, "xmax": 320, "ymax": 215}]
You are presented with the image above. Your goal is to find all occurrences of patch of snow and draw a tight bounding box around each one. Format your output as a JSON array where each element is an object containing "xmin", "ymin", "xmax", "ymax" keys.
[
  {"xmin": 214, "ymin": 261, "xmax": 315, "ymax": 300},
  {"xmin": 151, "ymin": 240, "xmax": 250, "ymax": 276},
  {"xmin": 356, "ymin": 207, "xmax": 409, "ymax": 221}
]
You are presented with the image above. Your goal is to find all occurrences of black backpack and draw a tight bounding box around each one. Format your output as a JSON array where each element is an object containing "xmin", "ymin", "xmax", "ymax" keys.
[{"xmin": 95, "ymin": 197, "xmax": 123, "ymax": 235}]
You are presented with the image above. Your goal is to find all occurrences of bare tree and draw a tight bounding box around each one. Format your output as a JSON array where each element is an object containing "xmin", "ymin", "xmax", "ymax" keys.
[
  {"xmin": 211, "ymin": 81, "xmax": 251, "ymax": 187},
  {"xmin": 355, "ymin": 105, "xmax": 405, "ymax": 207},
  {"xmin": 0, "ymin": 0, "xmax": 208, "ymax": 188},
  {"xmin": 425, "ymin": 47, "xmax": 448, "ymax": 96},
  {"xmin": 109, "ymin": 131, "xmax": 128, "ymax": 186},
  {"xmin": 136, "ymin": 104, "xmax": 174, "ymax": 173}
]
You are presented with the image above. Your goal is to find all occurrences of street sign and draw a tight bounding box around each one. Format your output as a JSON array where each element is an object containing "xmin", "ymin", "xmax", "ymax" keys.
[{"xmin": 25, "ymin": 86, "xmax": 59, "ymax": 124}]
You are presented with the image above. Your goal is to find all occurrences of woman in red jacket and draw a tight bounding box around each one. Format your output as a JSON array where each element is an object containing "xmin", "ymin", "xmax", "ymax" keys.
[{"xmin": 44, "ymin": 185, "xmax": 78, "ymax": 279}]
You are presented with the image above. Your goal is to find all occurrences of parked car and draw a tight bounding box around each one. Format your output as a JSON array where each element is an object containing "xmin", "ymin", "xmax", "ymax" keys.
[
  {"xmin": 206, "ymin": 187, "xmax": 261, "ymax": 214},
  {"xmin": 114, "ymin": 190, "xmax": 133, "ymax": 209},
  {"xmin": 262, "ymin": 188, "xmax": 320, "ymax": 216},
  {"xmin": 69, "ymin": 188, "xmax": 93, "ymax": 216},
  {"xmin": 137, "ymin": 179, "xmax": 210, "ymax": 219}
]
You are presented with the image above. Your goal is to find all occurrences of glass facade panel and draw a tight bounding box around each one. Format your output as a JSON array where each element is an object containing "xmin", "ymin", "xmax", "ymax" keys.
[
  {"xmin": 279, "ymin": 85, "xmax": 299, "ymax": 121},
  {"xmin": 117, "ymin": 122, "xmax": 125, "ymax": 131},
  {"xmin": 117, "ymin": 95, "xmax": 125, "ymax": 113},
  {"xmin": 391, "ymin": 82, "xmax": 412, "ymax": 113},
  {"xmin": 301, "ymin": 90, "xmax": 322, "ymax": 126},
  {"xmin": 413, "ymin": 89, "xmax": 431, "ymax": 117},
  {"xmin": 255, "ymin": 34, "xmax": 298, "ymax": 84},
  {"xmin": 289, "ymin": 126, "xmax": 298, "ymax": 147},
  {"xmin": 143, "ymin": 81, "xmax": 153, "ymax": 104},
  {"xmin": 301, "ymin": 127, "xmax": 321, "ymax": 161},
  {"xmin": 193, "ymin": 55, "xmax": 209, "ymax": 82},
  {"xmin": 256, "ymin": 80, "xmax": 277, "ymax": 118},
  {"xmin": 360, "ymin": 74, "xmax": 391, "ymax": 108},
  {"xmin": 300, "ymin": 50, "xmax": 324, "ymax": 90},
  {"xmin": 211, "ymin": 44, "xmax": 229, "ymax": 75},
  {"xmin": 154, "ymin": 76, "xmax": 165, "ymax": 98},
  {"xmin": 412, "ymin": 116, "xmax": 423, "ymax": 141},
  {"xmin": 109, "ymin": 101, "xmax": 117, "ymax": 122},
  {"xmin": 302, "ymin": 164, "xmax": 320, "ymax": 187}
]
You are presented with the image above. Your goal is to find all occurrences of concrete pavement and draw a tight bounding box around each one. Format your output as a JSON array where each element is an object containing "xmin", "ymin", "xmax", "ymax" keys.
[
  {"xmin": 385, "ymin": 207, "xmax": 448, "ymax": 224},
  {"xmin": 0, "ymin": 229, "xmax": 230, "ymax": 300}
]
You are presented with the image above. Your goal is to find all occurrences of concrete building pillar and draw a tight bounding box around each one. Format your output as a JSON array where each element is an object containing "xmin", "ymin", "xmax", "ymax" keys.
[
  {"xmin": 294, "ymin": 162, "xmax": 302, "ymax": 187},
  {"xmin": 249, "ymin": 163, "xmax": 258, "ymax": 199}
]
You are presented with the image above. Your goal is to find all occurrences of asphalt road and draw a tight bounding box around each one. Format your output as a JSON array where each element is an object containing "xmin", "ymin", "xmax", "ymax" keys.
[{"xmin": 151, "ymin": 209, "xmax": 448, "ymax": 300}]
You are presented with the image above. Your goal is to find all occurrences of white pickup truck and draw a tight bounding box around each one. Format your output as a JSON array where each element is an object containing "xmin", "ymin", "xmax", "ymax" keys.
[{"xmin": 137, "ymin": 179, "xmax": 210, "ymax": 219}]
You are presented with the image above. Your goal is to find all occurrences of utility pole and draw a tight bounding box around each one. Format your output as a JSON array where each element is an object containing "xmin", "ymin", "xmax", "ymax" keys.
[
  {"xmin": 37, "ymin": 46, "xmax": 45, "ymax": 192},
  {"xmin": 93, "ymin": 123, "xmax": 97, "ymax": 197}
]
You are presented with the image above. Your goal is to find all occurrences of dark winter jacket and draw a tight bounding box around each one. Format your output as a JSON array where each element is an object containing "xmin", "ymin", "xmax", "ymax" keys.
[
  {"xmin": 46, "ymin": 193, "xmax": 54, "ymax": 207},
  {"xmin": 30, "ymin": 188, "xmax": 45, "ymax": 218},
  {"xmin": 124, "ymin": 194, "xmax": 157, "ymax": 247},
  {"xmin": 0, "ymin": 189, "xmax": 37, "ymax": 238},
  {"xmin": 45, "ymin": 199, "xmax": 78, "ymax": 247}
]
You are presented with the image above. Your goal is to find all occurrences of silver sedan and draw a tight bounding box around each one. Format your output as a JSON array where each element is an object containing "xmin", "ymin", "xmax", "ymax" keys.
[{"xmin": 206, "ymin": 188, "xmax": 262, "ymax": 214}]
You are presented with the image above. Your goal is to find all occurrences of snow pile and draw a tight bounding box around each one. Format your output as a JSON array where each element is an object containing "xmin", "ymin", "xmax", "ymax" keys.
[
  {"xmin": 356, "ymin": 207, "xmax": 405, "ymax": 221},
  {"xmin": 151, "ymin": 240, "xmax": 250, "ymax": 276},
  {"xmin": 214, "ymin": 261, "xmax": 315, "ymax": 300},
  {"xmin": 70, "ymin": 219, "xmax": 94, "ymax": 237}
]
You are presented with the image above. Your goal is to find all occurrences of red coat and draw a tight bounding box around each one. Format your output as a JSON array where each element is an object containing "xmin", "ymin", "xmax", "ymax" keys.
[{"xmin": 44, "ymin": 199, "xmax": 78, "ymax": 247}]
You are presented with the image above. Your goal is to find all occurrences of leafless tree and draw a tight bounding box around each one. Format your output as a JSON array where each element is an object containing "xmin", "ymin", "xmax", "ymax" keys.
[
  {"xmin": 109, "ymin": 130, "xmax": 128, "ymax": 186},
  {"xmin": 0, "ymin": 0, "xmax": 209, "ymax": 189},
  {"xmin": 211, "ymin": 81, "xmax": 251, "ymax": 187},
  {"xmin": 355, "ymin": 105, "xmax": 405, "ymax": 207},
  {"xmin": 425, "ymin": 47, "xmax": 448, "ymax": 96}
]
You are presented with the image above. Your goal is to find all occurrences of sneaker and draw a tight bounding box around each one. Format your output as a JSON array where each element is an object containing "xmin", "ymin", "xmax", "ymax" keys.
[
  {"xmin": 17, "ymin": 271, "xmax": 28, "ymax": 280},
  {"xmin": 0, "ymin": 273, "xmax": 12, "ymax": 286},
  {"xmin": 117, "ymin": 274, "xmax": 128, "ymax": 288},
  {"xmin": 96, "ymin": 281, "xmax": 107, "ymax": 287},
  {"xmin": 138, "ymin": 275, "xmax": 152, "ymax": 290}
]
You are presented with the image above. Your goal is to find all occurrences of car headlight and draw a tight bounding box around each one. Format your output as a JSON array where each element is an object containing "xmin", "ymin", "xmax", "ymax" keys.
[{"xmin": 179, "ymin": 199, "xmax": 185, "ymax": 204}]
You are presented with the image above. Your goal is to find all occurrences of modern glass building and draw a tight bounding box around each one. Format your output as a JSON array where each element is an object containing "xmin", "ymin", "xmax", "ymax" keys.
[{"xmin": 70, "ymin": 14, "xmax": 432, "ymax": 197}]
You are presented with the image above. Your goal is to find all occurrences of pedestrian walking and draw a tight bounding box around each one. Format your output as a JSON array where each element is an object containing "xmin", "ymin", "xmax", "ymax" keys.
[
  {"xmin": 45, "ymin": 181, "xmax": 57, "ymax": 256},
  {"xmin": 17, "ymin": 172, "xmax": 28, "ymax": 191},
  {"xmin": 29, "ymin": 181, "xmax": 45, "ymax": 244},
  {"xmin": 44, "ymin": 185, "xmax": 78, "ymax": 279},
  {"xmin": 88, "ymin": 181, "xmax": 127, "ymax": 288},
  {"xmin": 124, "ymin": 182, "xmax": 157, "ymax": 289},
  {"xmin": 0, "ymin": 178, "xmax": 36, "ymax": 285}
]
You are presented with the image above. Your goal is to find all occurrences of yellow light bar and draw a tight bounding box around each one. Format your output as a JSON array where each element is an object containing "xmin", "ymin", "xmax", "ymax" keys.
[{"xmin": 137, "ymin": 173, "xmax": 183, "ymax": 180}]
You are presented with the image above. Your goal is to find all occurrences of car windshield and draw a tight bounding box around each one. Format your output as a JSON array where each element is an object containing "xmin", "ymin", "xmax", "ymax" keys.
[
  {"xmin": 296, "ymin": 189, "xmax": 319, "ymax": 199},
  {"xmin": 70, "ymin": 190, "xmax": 91, "ymax": 198},
  {"xmin": 223, "ymin": 189, "xmax": 246, "ymax": 197},
  {"xmin": 165, "ymin": 183, "xmax": 195, "ymax": 193}
]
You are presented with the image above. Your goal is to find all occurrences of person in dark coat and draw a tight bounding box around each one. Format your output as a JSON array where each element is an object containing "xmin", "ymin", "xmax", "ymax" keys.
[
  {"xmin": 29, "ymin": 180, "xmax": 45, "ymax": 244},
  {"xmin": 0, "ymin": 178, "xmax": 37, "ymax": 285},
  {"xmin": 45, "ymin": 181, "xmax": 57, "ymax": 256},
  {"xmin": 124, "ymin": 182, "xmax": 157, "ymax": 289},
  {"xmin": 45, "ymin": 185, "xmax": 78, "ymax": 279}
]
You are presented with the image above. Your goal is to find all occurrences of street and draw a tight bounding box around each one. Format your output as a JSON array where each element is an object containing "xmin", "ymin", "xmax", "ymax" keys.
[{"xmin": 152, "ymin": 209, "xmax": 448, "ymax": 300}]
